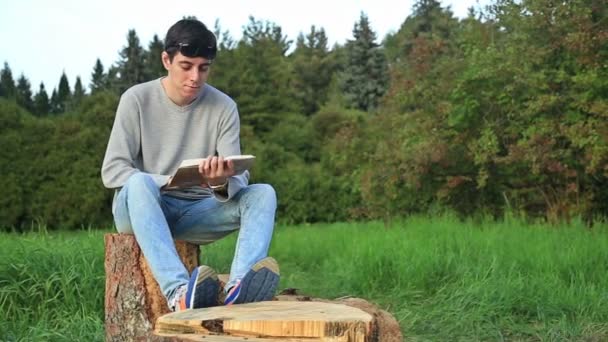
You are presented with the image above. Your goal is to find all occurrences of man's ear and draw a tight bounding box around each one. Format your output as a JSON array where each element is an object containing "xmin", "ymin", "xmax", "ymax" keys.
[{"xmin": 161, "ymin": 51, "xmax": 171, "ymax": 71}]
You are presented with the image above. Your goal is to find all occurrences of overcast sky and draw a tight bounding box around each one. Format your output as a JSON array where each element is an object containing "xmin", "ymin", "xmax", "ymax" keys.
[{"xmin": 0, "ymin": 0, "xmax": 490, "ymax": 92}]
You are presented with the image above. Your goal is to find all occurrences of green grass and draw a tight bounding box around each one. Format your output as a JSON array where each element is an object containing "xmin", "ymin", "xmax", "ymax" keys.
[{"xmin": 1, "ymin": 216, "xmax": 608, "ymax": 341}]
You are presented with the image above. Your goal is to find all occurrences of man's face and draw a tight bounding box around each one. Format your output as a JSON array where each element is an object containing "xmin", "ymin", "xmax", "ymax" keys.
[{"xmin": 162, "ymin": 51, "xmax": 211, "ymax": 103}]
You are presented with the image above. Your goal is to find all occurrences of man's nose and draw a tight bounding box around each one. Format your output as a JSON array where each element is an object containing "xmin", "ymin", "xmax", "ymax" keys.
[{"xmin": 189, "ymin": 68, "xmax": 199, "ymax": 81}]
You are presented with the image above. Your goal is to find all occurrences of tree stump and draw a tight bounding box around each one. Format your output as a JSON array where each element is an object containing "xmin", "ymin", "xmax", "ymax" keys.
[
  {"xmin": 104, "ymin": 233, "xmax": 200, "ymax": 342},
  {"xmin": 154, "ymin": 289, "xmax": 403, "ymax": 342}
]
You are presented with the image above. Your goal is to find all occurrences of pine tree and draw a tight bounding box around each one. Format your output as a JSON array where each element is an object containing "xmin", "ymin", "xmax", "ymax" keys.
[
  {"xmin": 55, "ymin": 72, "xmax": 71, "ymax": 113},
  {"xmin": 0, "ymin": 62, "xmax": 16, "ymax": 99},
  {"xmin": 72, "ymin": 76, "xmax": 86, "ymax": 108},
  {"xmin": 33, "ymin": 82, "xmax": 50, "ymax": 116},
  {"xmin": 230, "ymin": 16, "xmax": 296, "ymax": 130},
  {"xmin": 144, "ymin": 34, "xmax": 166, "ymax": 80},
  {"xmin": 106, "ymin": 65, "xmax": 121, "ymax": 93},
  {"xmin": 214, "ymin": 19, "xmax": 236, "ymax": 51},
  {"xmin": 90, "ymin": 58, "xmax": 106, "ymax": 93},
  {"xmin": 340, "ymin": 12, "xmax": 389, "ymax": 112},
  {"xmin": 384, "ymin": 0, "xmax": 458, "ymax": 61},
  {"xmin": 117, "ymin": 29, "xmax": 146, "ymax": 93},
  {"xmin": 50, "ymin": 88, "xmax": 59, "ymax": 114},
  {"xmin": 291, "ymin": 26, "xmax": 335, "ymax": 115},
  {"xmin": 15, "ymin": 74, "xmax": 34, "ymax": 112}
]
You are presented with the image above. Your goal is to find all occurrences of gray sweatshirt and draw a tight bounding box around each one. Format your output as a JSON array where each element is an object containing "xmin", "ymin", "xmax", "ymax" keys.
[{"xmin": 101, "ymin": 78, "xmax": 249, "ymax": 205}]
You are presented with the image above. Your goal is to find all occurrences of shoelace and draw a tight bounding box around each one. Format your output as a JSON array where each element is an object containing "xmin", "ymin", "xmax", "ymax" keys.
[{"xmin": 168, "ymin": 285, "xmax": 188, "ymax": 311}]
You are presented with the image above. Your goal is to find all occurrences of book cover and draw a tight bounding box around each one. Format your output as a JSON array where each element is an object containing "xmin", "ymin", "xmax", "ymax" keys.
[{"xmin": 166, "ymin": 155, "xmax": 255, "ymax": 189}]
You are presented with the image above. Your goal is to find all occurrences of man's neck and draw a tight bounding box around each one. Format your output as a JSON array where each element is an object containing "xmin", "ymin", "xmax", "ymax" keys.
[{"xmin": 161, "ymin": 77, "xmax": 197, "ymax": 107}]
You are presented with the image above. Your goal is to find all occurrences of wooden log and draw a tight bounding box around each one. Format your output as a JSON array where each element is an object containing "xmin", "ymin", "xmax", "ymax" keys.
[
  {"xmin": 155, "ymin": 301, "xmax": 372, "ymax": 341},
  {"xmin": 104, "ymin": 233, "xmax": 200, "ymax": 342},
  {"xmin": 154, "ymin": 288, "xmax": 403, "ymax": 342}
]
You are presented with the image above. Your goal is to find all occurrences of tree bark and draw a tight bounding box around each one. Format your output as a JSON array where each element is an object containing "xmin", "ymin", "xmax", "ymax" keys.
[{"xmin": 104, "ymin": 233, "xmax": 199, "ymax": 342}]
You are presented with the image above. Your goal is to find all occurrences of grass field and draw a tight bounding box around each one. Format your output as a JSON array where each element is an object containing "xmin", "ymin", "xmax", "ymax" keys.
[{"xmin": 1, "ymin": 215, "xmax": 608, "ymax": 341}]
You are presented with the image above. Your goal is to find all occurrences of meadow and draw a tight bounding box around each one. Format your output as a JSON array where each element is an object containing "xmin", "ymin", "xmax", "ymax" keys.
[{"xmin": 1, "ymin": 215, "xmax": 608, "ymax": 341}]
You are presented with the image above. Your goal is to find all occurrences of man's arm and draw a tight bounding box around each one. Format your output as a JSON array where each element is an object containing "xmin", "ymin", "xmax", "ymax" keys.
[
  {"xmin": 207, "ymin": 103, "xmax": 249, "ymax": 201},
  {"xmin": 101, "ymin": 91, "xmax": 170, "ymax": 189}
]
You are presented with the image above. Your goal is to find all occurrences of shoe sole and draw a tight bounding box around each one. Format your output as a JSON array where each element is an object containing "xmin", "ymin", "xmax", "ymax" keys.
[
  {"xmin": 189, "ymin": 265, "xmax": 219, "ymax": 309},
  {"xmin": 233, "ymin": 257, "xmax": 280, "ymax": 304}
]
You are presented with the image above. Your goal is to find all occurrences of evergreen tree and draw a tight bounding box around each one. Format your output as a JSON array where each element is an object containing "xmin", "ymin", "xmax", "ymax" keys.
[
  {"xmin": 291, "ymin": 26, "xmax": 335, "ymax": 115},
  {"xmin": 214, "ymin": 19, "xmax": 236, "ymax": 51},
  {"xmin": 33, "ymin": 82, "xmax": 50, "ymax": 116},
  {"xmin": 50, "ymin": 88, "xmax": 59, "ymax": 114},
  {"xmin": 117, "ymin": 29, "xmax": 146, "ymax": 93},
  {"xmin": 236, "ymin": 17, "xmax": 296, "ymax": 128},
  {"xmin": 55, "ymin": 72, "xmax": 71, "ymax": 113},
  {"xmin": 384, "ymin": 0, "xmax": 458, "ymax": 61},
  {"xmin": 106, "ymin": 65, "xmax": 121, "ymax": 93},
  {"xmin": 340, "ymin": 12, "xmax": 389, "ymax": 112},
  {"xmin": 211, "ymin": 16, "xmax": 296, "ymax": 132},
  {"xmin": 15, "ymin": 74, "xmax": 34, "ymax": 112},
  {"xmin": 145, "ymin": 34, "xmax": 165, "ymax": 80},
  {"xmin": 90, "ymin": 58, "xmax": 106, "ymax": 93},
  {"xmin": 0, "ymin": 62, "xmax": 16, "ymax": 99},
  {"xmin": 72, "ymin": 76, "xmax": 86, "ymax": 108}
]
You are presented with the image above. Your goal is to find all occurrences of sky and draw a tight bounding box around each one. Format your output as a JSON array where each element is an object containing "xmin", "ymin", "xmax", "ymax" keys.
[{"xmin": 0, "ymin": 0, "xmax": 489, "ymax": 93}]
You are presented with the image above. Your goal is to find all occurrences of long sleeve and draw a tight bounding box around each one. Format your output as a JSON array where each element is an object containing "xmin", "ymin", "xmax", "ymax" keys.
[
  {"xmin": 101, "ymin": 91, "xmax": 170, "ymax": 189},
  {"xmin": 214, "ymin": 103, "xmax": 249, "ymax": 202}
]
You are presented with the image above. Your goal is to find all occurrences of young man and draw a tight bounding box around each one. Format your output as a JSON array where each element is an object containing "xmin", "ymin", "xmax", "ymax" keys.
[{"xmin": 101, "ymin": 18, "xmax": 279, "ymax": 311}]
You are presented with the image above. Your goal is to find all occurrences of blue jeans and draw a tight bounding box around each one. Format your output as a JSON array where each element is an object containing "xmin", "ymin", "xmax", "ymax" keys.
[{"xmin": 113, "ymin": 173, "xmax": 277, "ymax": 301}]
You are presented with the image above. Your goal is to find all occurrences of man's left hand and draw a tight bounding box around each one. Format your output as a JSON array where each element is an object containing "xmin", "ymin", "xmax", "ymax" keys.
[{"xmin": 198, "ymin": 155, "xmax": 236, "ymax": 187}]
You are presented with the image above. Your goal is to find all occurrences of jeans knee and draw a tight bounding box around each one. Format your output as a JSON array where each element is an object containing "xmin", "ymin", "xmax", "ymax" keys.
[
  {"xmin": 248, "ymin": 183, "xmax": 277, "ymax": 210},
  {"xmin": 124, "ymin": 173, "xmax": 156, "ymax": 191},
  {"xmin": 123, "ymin": 173, "xmax": 161, "ymax": 201}
]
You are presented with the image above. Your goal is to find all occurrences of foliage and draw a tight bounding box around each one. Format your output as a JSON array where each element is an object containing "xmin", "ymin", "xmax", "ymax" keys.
[
  {"xmin": 144, "ymin": 34, "xmax": 166, "ymax": 80},
  {"xmin": 52, "ymin": 72, "xmax": 72, "ymax": 114},
  {"xmin": 90, "ymin": 58, "xmax": 106, "ymax": 94},
  {"xmin": 1, "ymin": 0, "xmax": 608, "ymax": 229},
  {"xmin": 116, "ymin": 29, "xmax": 147, "ymax": 93},
  {"xmin": 33, "ymin": 82, "xmax": 50, "ymax": 116},
  {"xmin": 0, "ymin": 62, "xmax": 16, "ymax": 98},
  {"xmin": 290, "ymin": 26, "xmax": 336, "ymax": 115},
  {"xmin": 15, "ymin": 74, "xmax": 34, "ymax": 113},
  {"xmin": 339, "ymin": 12, "xmax": 389, "ymax": 112}
]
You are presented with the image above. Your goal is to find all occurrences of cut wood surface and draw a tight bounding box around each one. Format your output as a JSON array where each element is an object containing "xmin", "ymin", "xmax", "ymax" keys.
[{"xmin": 155, "ymin": 301, "xmax": 373, "ymax": 341}]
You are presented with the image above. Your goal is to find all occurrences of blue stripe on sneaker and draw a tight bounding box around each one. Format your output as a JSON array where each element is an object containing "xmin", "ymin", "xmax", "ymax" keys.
[
  {"xmin": 224, "ymin": 282, "xmax": 241, "ymax": 305},
  {"xmin": 185, "ymin": 267, "xmax": 200, "ymax": 309}
]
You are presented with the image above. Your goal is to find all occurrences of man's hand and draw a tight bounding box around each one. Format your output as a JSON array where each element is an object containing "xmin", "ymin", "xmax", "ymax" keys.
[{"xmin": 198, "ymin": 155, "xmax": 236, "ymax": 187}]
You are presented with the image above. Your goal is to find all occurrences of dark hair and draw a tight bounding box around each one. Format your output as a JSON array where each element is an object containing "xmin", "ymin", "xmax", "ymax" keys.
[{"xmin": 164, "ymin": 19, "xmax": 217, "ymax": 61}]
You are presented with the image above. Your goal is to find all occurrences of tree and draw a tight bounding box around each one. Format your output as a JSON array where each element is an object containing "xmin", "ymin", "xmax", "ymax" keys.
[
  {"xmin": 15, "ymin": 74, "xmax": 34, "ymax": 112},
  {"xmin": 117, "ymin": 29, "xmax": 147, "ymax": 93},
  {"xmin": 50, "ymin": 89, "xmax": 58, "ymax": 114},
  {"xmin": 106, "ymin": 65, "xmax": 121, "ymax": 93},
  {"xmin": 53, "ymin": 72, "xmax": 71, "ymax": 114},
  {"xmin": 0, "ymin": 62, "xmax": 16, "ymax": 99},
  {"xmin": 340, "ymin": 12, "xmax": 389, "ymax": 112},
  {"xmin": 72, "ymin": 76, "xmax": 86, "ymax": 108},
  {"xmin": 145, "ymin": 34, "xmax": 165, "ymax": 80},
  {"xmin": 90, "ymin": 58, "xmax": 106, "ymax": 93},
  {"xmin": 210, "ymin": 16, "xmax": 297, "ymax": 132},
  {"xmin": 214, "ymin": 19, "xmax": 236, "ymax": 51},
  {"xmin": 290, "ymin": 26, "xmax": 335, "ymax": 115},
  {"xmin": 33, "ymin": 82, "xmax": 50, "ymax": 116},
  {"xmin": 384, "ymin": 0, "xmax": 459, "ymax": 62}
]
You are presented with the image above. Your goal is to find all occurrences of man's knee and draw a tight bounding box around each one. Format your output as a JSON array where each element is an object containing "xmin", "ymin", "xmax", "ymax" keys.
[
  {"xmin": 124, "ymin": 173, "xmax": 156, "ymax": 189},
  {"xmin": 247, "ymin": 183, "xmax": 277, "ymax": 209}
]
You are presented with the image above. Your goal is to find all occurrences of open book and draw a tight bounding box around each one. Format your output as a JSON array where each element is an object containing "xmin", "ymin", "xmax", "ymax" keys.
[{"xmin": 166, "ymin": 155, "xmax": 255, "ymax": 189}]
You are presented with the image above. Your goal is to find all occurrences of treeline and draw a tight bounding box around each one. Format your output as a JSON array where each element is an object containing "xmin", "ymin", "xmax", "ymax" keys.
[{"xmin": 1, "ymin": 0, "xmax": 607, "ymax": 231}]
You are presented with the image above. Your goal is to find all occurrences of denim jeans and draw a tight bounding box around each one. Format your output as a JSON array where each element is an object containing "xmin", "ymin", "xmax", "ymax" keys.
[{"xmin": 112, "ymin": 173, "xmax": 277, "ymax": 301}]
